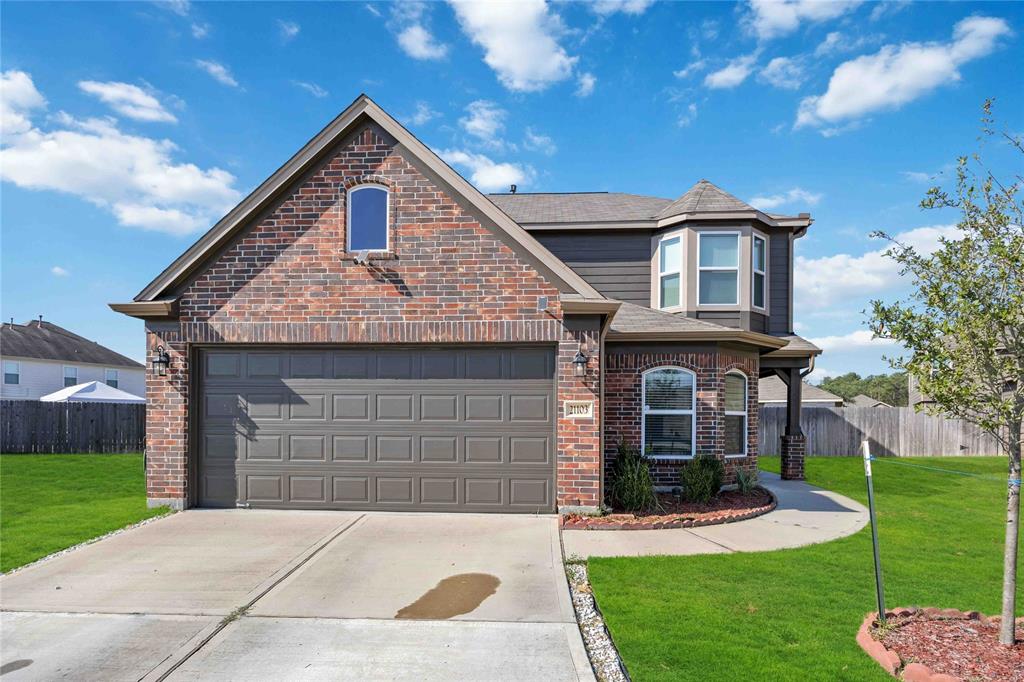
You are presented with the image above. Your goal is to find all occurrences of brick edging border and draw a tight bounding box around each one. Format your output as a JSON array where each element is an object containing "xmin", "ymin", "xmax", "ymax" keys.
[
  {"xmin": 856, "ymin": 607, "xmax": 999, "ymax": 682},
  {"xmin": 561, "ymin": 488, "xmax": 777, "ymax": 531}
]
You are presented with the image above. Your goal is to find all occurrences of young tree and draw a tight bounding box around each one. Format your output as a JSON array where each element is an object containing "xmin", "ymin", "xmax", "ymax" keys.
[{"xmin": 869, "ymin": 101, "xmax": 1023, "ymax": 645}]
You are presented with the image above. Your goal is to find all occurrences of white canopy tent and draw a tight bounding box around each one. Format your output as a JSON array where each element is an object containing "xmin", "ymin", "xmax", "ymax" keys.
[{"xmin": 40, "ymin": 381, "xmax": 145, "ymax": 404}]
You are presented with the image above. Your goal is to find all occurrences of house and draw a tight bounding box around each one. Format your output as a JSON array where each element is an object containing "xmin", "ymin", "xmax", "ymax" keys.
[
  {"xmin": 1, "ymin": 319, "xmax": 144, "ymax": 401},
  {"xmin": 758, "ymin": 375, "xmax": 843, "ymax": 407},
  {"xmin": 848, "ymin": 393, "xmax": 892, "ymax": 408},
  {"xmin": 111, "ymin": 95, "xmax": 820, "ymax": 513},
  {"xmin": 908, "ymin": 374, "xmax": 935, "ymax": 407}
]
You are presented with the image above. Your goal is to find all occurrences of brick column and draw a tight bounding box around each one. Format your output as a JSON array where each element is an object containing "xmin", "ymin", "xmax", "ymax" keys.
[
  {"xmin": 145, "ymin": 325, "xmax": 189, "ymax": 510},
  {"xmin": 781, "ymin": 434, "xmax": 806, "ymax": 481}
]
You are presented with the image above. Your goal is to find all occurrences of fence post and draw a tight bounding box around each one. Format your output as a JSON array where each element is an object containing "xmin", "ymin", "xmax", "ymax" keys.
[{"xmin": 862, "ymin": 439, "xmax": 887, "ymax": 624}]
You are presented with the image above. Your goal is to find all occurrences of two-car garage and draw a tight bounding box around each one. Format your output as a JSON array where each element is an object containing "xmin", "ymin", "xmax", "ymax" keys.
[{"xmin": 196, "ymin": 346, "xmax": 557, "ymax": 513}]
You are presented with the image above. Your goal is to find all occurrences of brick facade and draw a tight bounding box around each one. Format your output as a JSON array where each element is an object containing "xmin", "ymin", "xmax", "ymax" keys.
[
  {"xmin": 143, "ymin": 125, "xmax": 601, "ymax": 511},
  {"xmin": 603, "ymin": 348, "xmax": 760, "ymax": 492}
]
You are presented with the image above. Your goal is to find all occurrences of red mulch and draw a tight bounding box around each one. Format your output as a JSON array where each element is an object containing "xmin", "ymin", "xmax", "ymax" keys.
[
  {"xmin": 562, "ymin": 488, "xmax": 774, "ymax": 530},
  {"xmin": 876, "ymin": 609, "xmax": 1024, "ymax": 681}
]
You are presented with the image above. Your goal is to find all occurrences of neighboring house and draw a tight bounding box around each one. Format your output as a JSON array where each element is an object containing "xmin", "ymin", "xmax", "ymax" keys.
[
  {"xmin": 908, "ymin": 374, "xmax": 935, "ymax": 407},
  {"xmin": 758, "ymin": 376, "xmax": 843, "ymax": 407},
  {"xmin": 848, "ymin": 393, "xmax": 892, "ymax": 408},
  {"xmin": 111, "ymin": 95, "xmax": 820, "ymax": 513},
  {"xmin": 0, "ymin": 319, "xmax": 144, "ymax": 401}
]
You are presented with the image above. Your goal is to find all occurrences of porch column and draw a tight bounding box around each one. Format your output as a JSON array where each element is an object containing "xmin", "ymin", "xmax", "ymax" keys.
[{"xmin": 781, "ymin": 367, "xmax": 806, "ymax": 481}]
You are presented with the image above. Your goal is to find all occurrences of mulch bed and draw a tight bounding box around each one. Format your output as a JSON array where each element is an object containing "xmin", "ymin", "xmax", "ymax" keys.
[
  {"xmin": 858, "ymin": 607, "xmax": 1024, "ymax": 681},
  {"xmin": 562, "ymin": 487, "xmax": 775, "ymax": 530}
]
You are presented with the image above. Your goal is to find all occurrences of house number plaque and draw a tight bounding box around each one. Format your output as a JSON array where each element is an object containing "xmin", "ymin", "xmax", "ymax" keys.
[{"xmin": 564, "ymin": 401, "xmax": 594, "ymax": 419}]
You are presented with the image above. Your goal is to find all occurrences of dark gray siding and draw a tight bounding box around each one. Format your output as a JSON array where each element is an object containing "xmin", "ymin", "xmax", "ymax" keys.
[
  {"xmin": 689, "ymin": 310, "xmax": 766, "ymax": 331},
  {"xmin": 768, "ymin": 233, "xmax": 791, "ymax": 334},
  {"xmin": 531, "ymin": 230, "xmax": 652, "ymax": 307}
]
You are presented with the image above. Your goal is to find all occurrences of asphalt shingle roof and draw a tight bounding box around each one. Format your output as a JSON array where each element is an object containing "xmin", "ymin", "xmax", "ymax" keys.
[
  {"xmin": 487, "ymin": 192, "xmax": 672, "ymax": 224},
  {"xmin": 654, "ymin": 179, "xmax": 757, "ymax": 219},
  {"xmin": 0, "ymin": 320, "xmax": 144, "ymax": 368},
  {"xmin": 608, "ymin": 302, "xmax": 735, "ymax": 335},
  {"xmin": 758, "ymin": 375, "xmax": 844, "ymax": 405}
]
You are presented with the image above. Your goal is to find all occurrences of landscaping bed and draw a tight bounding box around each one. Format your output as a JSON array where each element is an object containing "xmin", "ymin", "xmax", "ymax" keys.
[
  {"xmin": 563, "ymin": 487, "xmax": 774, "ymax": 530},
  {"xmin": 859, "ymin": 607, "xmax": 1024, "ymax": 682}
]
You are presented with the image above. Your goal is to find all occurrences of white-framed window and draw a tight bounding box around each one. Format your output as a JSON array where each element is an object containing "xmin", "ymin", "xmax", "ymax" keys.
[
  {"xmin": 697, "ymin": 232, "xmax": 740, "ymax": 305},
  {"xmin": 752, "ymin": 234, "xmax": 767, "ymax": 310},
  {"xmin": 641, "ymin": 367, "xmax": 696, "ymax": 459},
  {"xmin": 105, "ymin": 368, "xmax": 119, "ymax": 388},
  {"xmin": 347, "ymin": 184, "xmax": 389, "ymax": 252},
  {"xmin": 724, "ymin": 371, "xmax": 748, "ymax": 457},
  {"xmin": 658, "ymin": 236, "xmax": 682, "ymax": 309},
  {"xmin": 3, "ymin": 360, "xmax": 19, "ymax": 385},
  {"xmin": 63, "ymin": 365, "xmax": 78, "ymax": 387}
]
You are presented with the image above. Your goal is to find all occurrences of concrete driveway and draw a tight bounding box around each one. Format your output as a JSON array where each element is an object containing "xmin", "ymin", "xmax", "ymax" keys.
[{"xmin": 0, "ymin": 511, "xmax": 592, "ymax": 681}]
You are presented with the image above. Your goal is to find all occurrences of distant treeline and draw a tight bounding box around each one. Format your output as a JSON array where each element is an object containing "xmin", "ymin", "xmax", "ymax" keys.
[{"xmin": 818, "ymin": 371, "xmax": 908, "ymax": 407}]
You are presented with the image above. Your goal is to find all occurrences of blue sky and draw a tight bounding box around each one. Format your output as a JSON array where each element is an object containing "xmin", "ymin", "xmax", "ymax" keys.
[{"xmin": 2, "ymin": 1, "xmax": 1021, "ymax": 381}]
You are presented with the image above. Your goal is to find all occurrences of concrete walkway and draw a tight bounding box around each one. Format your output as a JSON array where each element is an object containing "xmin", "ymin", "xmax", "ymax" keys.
[
  {"xmin": 562, "ymin": 471, "xmax": 869, "ymax": 559},
  {"xmin": 1, "ymin": 511, "xmax": 592, "ymax": 682}
]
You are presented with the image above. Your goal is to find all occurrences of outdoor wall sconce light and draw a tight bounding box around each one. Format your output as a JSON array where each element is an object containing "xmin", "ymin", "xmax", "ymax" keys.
[
  {"xmin": 152, "ymin": 345, "xmax": 171, "ymax": 377},
  {"xmin": 572, "ymin": 348, "xmax": 588, "ymax": 377}
]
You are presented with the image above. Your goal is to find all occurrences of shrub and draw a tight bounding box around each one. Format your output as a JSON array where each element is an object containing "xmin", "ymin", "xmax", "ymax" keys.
[
  {"xmin": 608, "ymin": 442, "xmax": 659, "ymax": 513},
  {"xmin": 735, "ymin": 469, "xmax": 759, "ymax": 494},
  {"xmin": 680, "ymin": 454, "xmax": 725, "ymax": 503}
]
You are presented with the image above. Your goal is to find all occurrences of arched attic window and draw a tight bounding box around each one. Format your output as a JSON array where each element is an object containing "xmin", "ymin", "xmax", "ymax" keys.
[{"xmin": 347, "ymin": 184, "xmax": 389, "ymax": 252}]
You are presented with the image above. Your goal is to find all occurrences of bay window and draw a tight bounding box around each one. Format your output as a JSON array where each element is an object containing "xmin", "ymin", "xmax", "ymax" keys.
[
  {"xmin": 642, "ymin": 367, "xmax": 696, "ymax": 458},
  {"xmin": 724, "ymin": 371, "xmax": 748, "ymax": 456},
  {"xmin": 659, "ymin": 236, "xmax": 681, "ymax": 308},
  {"xmin": 698, "ymin": 232, "xmax": 739, "ymax": 305},
  {"xmin": 753, "ymin": 234, "xmax": 766, "ymax": 310}
]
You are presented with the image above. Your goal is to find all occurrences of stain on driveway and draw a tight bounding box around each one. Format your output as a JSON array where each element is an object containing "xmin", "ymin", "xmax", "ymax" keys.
[{"xmin": 395, "ymin": 573, "xmax": 501, "ymax": 620}]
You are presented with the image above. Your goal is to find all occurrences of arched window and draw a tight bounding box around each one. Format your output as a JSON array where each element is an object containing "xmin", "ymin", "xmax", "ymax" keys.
[
  {"xmin": 347, "ymin": 185, "xmax": 389, "ymax": 252},
  {"xmin": 724, "ymin": 371, "xmax": 748, "ymax": 456},
  {"xmin": 642, "ymin": 367, "xmax": 696, "ymax": 458}
]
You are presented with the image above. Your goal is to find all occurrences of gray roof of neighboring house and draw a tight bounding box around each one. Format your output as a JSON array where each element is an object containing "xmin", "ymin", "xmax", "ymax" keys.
[
  {"xmin": 608, "ymin": 302, "xmax": 737, "ymax": 335},
  {"xmin": 0, "ymin": 320, "xmax": 144, "ymax": 368},
  {"xmin": 764, "ymin": 334, "xmax": 823, "ymax": 356},
  {"xmin": 758, "ymin": 375, "xmax": 844, "ymax": 405},
  {"xmin": 488, "ymin": 192, "xmax": 673, "ymax": 224},
  {"xmin": 489, "ymin": 180, "xmax": 805, "ymax": 226},
  {"xmin": 849, "ymin": 394, "xmax": 892, "ymax": 408}
]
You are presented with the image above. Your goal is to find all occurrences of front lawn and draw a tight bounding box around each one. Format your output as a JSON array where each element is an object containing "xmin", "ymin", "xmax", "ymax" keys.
[
  {"xmin": 588, "ymin": 456, "xmax": 1023, "ymax": 681},
  {"xmin": 0, "ymin": 454, "xmax": 168, "ymax": 572}
]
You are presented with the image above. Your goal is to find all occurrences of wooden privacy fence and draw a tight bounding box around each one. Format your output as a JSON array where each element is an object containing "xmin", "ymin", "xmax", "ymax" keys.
[
  {"xmin": 759, "ymin": 406, "xmax": 1003, "ymax": 457},
  {"xmin": 1, "ymin": 400, "xmax": 145, "ymax": 453}
]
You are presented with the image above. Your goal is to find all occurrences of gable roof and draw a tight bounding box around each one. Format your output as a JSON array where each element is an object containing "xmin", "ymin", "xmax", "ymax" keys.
[
  {"xmin": 758, "ymin": 375, "xmax": 843, "ymax": 405},
  {"xmin": 116, "ymin": 95, "xmax": 602, "ymax": 314},
  {"xmin": 655, "ymin": 179, "xmax": 756, "ymax": 219},
  {"xmin": 1, "ymin": 320, "xmax": 144, "ymax": 368},
  {"xmin": 849, "ymin": 393, "xmax": 892, "ymax": 408}
]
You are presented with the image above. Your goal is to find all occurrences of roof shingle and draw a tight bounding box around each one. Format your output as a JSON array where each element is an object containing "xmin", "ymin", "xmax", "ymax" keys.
[
  {"xmin": 487, "ymin": 192, "xmax": 671, "ymax": 224},
  {"xmin": 1, "ymin": 320, "xmax": 143, "ymax": 368}
]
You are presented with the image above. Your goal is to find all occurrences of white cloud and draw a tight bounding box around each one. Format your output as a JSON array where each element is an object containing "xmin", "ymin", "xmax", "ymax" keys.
[
  {"xmin": 440, "ymin": 148, "xmax": 533, "ymax": 192},
  {"xmin": 677, "ymin": 103, "xmax": 698, "ymax": 127},
  {"xmin": 51, "ymin": 265, "xmax": 69, "ymax": 277},
  {"xmin": 797, "ymin": 16, "xmax": 1011, "ymax": 130},
  {"xmin": 704, "ymin": 53, "xmax": 758, "ymax": 89},
  {"xmin": 590, "ymin": 0, "xmax": 654, "ymax": 15},
  {"xmin": 459, "ymin": 100, "xmax": 506, "ymax": 148},
  {"xmin": 901, "ymin": 170, "xmax": 932, "ymax": 183},
  {"xmin": 575, "ymin": 72, "xmax": 596, "ymax": 97},
  {"xmin": 869, "ymin": 0, "xmax": 910, "ymax": 22},
  {"xmin": 795, "ymin": 224, "xmax": 961, "ymax": 310},
  {"xmin": 700, "ymin": 19, "xmax": 719, "ymax": 41},
  {"xmin": 277, "ymin": 19, "xmax": 300, "ymax": 42},
  {"xmin": 407, "ymin": 101, "xmax": 440, "ymax": 126},
  {"xmin": 159, "ymin": 0, "xmax": 190, "ymax": 17},
  {"xmin": 292, "ymin": 80, "xmax": 328, "ymax": 98},
  {"xmin": 750, "ymin": 187, "xmax": 821, "ymax": 210},
  {"xmin": 0, "ymin": 71, "xmax": 241, "ymax": 235},
  {"xmin": 364, "ymin": 3, "xmax": 382, "ymax": 18},
  {"xmin": 808, "ymin": 329, "xmax": 900, "ymax": 353},
  {"xmin": 758, "ymin": 56, "xmax": 805, "ymax": 90},
  {"xmin": 744, "ymin": 0, "xmax": 862, "ymax": 41},
  {"xmin": 1, "ymin": 70, "xmax": 46, "ymax": 136},
  {"xmin": 450, "ymin": 0, "xmax": 577, "ymax": 92},
  {"xmin": 390, "ymin": 2, "xmax": 448, "ymax": 60},
  {"xmin": 191, "ymin": 21, "xmax": 210, "ymax": 39},
  {"xmin": 194, "ymin": 59, "xmax": 239, "ymax": 88},
  {"xmin": 78, "ymin": 81, "xmax": 177, "ymax": 123},
  {"xmin": 813, "ymin": 31, "xmax": 875, "ymax": 58},
  {"xmin": 673, "ymin": 59, "xmax": 706, "ymax": 79},
  {"xmin": 523, "ymin": 127, "xmax": 556, "ymax": 155}
]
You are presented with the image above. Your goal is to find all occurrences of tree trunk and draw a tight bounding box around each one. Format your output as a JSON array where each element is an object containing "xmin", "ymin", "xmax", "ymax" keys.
[{"xmin": 1001, "ymin": 416, "xmax": 1022, "ymax": 646}]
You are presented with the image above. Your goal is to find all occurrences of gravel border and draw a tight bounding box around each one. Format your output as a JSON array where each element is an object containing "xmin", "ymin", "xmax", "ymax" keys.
[
  {"xmin": 1, "ymin": 510, "xmax": 175, "ymax": 577},
  {"xmin": 566, "ymin": 562, "xmax": 630, "ymax": 682}
]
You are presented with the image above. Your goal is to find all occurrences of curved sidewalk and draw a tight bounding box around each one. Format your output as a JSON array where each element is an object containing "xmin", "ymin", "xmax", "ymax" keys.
[{"xmin": 562, "ymin": 471, "xmax": 869, "ymax": 559}]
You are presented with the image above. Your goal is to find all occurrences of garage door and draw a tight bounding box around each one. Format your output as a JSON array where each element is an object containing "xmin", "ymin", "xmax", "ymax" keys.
[{"xmin": 197, "ymin": 346, "xmax": 556, "ymax": 512}]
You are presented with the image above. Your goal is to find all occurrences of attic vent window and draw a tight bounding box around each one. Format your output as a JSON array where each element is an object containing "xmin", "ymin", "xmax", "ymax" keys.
[{"xmin": 347, "ymin": 185, "xmax": 389, "ymax": 252}]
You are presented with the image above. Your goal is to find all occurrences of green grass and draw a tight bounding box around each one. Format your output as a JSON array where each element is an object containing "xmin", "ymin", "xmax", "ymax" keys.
[
  {"xmin": 588, "ymin": 456, "xmax": 1022, "ymax": 681},
  {"xmin": 1, "ymin": 454, "xmax": 169, "ymax": 572}
]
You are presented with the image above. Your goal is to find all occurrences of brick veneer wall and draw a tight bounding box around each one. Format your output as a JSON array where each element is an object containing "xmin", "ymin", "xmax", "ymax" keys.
[
  {"xmin": 604, "ymin": 348, "xmax": 759, "ymax": 491},
  {"xmin": 142, "ymin": 125, "xmax": 601, "ymax": 511}
]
